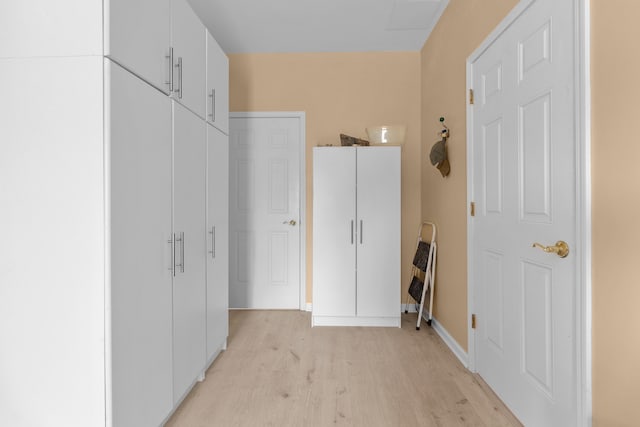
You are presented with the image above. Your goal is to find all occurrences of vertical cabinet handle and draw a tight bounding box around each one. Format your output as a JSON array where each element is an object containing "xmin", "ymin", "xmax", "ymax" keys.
[
  {"xmin": 208, "ymin": 226, "xmax": 216, "ymax": 259},
  {"xmin": 360, "ymin": 220, "xmax": 363, "ymax": 244},
  {"xmin": 175, "ymin": 232, "xmax": 185, "ymax": 273},
  {"xmin": 168, "ymin": 235, "xmax": 176, "ymax": 276},
  {"xmin": 208, "ymin": 89, "xmax": 216, "ymax": 122},
  {"xmin": 351, "ymin": 220, "xmax": 354, "ymax": 244},
  {"xmin": 165, "ymin": 47, "xmax": 174, "ymax": 92},
  {"xmin": 176, "ymin": 57, "xmax": 183, "ymax": 99}
]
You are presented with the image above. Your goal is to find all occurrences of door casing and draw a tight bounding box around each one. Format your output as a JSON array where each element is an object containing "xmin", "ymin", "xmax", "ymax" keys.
[
  {"xmin": 465, "ymin": 0, "xmax": 592, "ymax": 425},
  {"xmin": 229, "ymin": 111, "xmax": 307, "ymax": 310}
]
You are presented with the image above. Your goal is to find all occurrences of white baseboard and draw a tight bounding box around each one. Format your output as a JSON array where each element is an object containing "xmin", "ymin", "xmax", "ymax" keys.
[
  {"xmin": 401, "ymin": 304, "xmax": 469, "ymax": 368},
  {"xmin": 305, "ymin": 303, "xmax": 312, "ymax": 312}
]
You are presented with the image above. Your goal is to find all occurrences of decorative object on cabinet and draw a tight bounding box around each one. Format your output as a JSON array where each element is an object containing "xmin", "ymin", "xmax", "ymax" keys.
[
  {"xmin": 429, "ymin": 117, "xmax": 450, "ymax": 177},
  {"xmin": 404, "ymin": 222, "xmax": 438, "ymax": 330},
  {"xmin": 312, "ymin": 146, "xmax": 401, "ymax": 327},
  {"xmin": 365, "ymin": 125, "xmax": 406, "ymax": 146},
  {"xmin": 340, "ymin": 133, "xmax": 369, "ymax": 146}
]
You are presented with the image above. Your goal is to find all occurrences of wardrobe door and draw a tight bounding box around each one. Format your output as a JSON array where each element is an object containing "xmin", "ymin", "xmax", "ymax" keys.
[
  {"xmin": 312, "ymin": 147, "xmax": 357, "ymax": 320},
  {"xmin": 105, "ymin": 0, "xmax": 172, "ymax": 94},
  {"xmin": 108, "ymin": 60, "xmax": 173, "ymax": 427},
  {"xmin": 206, "ymin": 31, "xmax": 229, "ymax": 134},
  {"xmin": 355, "ymin": 147, "xmax": 401, "ymax": 319},
  {"xmin": 171, "ymin": 0, "xmax": 206, "ymax": 118},
  {"xmin": 172, "ymin": 101, "xmax": 207, "ymax": 404},
  {"xmin": 206, "ymin": 124, "xmax": 229, "ymax": 362}
]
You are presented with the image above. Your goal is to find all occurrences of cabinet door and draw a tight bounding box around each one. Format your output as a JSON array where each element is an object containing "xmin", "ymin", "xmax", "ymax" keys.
[
  {"xmin": 0, "ymin": 1, "xmax": 102, "ymax": 58},
  {"xmin": 108, "ymin": 60, "xmax": 173, "ymax": 427},
  {"xmin": 171, "ymin": 0, "xmax": 206, "ymax": 119},
  {"xmin": 356, "ymin": 147, "xmax": 401, "ymax": 318},
  {"xmin": 206, "ymin": 32, "xmax": 229, "ymax": 134},
  {"xmin": 172, "ymin": 101, "xmax": 207, "ymax": 403},
  {"xmin": 206, "ymin": 124, "xmax": 229, "ymax": 362},
  {"xmin": 105, "ymin": 0, "xmax": 172, "ymax": 94},
  {"xmin": 312, "ymin": 147, "xmax": 357, "ymax": 318}
]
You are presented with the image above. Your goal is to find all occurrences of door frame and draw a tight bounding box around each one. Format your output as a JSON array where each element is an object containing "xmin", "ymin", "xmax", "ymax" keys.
[
  {"xmin": 465, "ymin": 0, "xmax": 591, "ymax": 425},
  {"xmin": 229, "ymin": 111, "xmax": 307, "ymax": 311}
]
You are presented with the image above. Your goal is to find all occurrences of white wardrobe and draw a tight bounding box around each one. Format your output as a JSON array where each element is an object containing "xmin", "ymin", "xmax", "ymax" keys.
[
  {"xmin": 312, "ymin": 147, "xmax": 401, "ymax": 327},
  {"xmin": 0, "ymin": 1, "xmax": 229, "ymax": 426}
]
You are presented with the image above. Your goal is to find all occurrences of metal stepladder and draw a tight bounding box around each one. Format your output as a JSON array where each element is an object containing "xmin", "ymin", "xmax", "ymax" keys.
[{"xmin": 404, "ymin": 222, "xmax": 437, "ymax": 330}]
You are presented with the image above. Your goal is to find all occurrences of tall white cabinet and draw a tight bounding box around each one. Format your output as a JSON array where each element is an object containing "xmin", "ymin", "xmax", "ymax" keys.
[
  {"xmin": 0, "ymin": 1, "xmax": 229, "ymax": 426},
  {"xmin": 312, "ymin": 147, "xmax": 401, "ymax": 327}
]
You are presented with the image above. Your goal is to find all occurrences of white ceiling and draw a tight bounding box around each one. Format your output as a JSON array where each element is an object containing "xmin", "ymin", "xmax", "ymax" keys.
[{"xmin": 188, "ymin": 0, "xmax": 449, "ymax": 54}]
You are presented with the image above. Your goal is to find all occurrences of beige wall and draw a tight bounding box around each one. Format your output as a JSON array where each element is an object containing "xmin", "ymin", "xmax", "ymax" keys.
[
  {"xmin": 591, "ymin": 1, "xmax": 640, "ymax": 425},
  {"xmin": 229, "ymin": 52, "xmax": 422, "ymax": 305},
  {"xmin": 419, "ymin": 0, "xmax": 518, "ymax": 350}
]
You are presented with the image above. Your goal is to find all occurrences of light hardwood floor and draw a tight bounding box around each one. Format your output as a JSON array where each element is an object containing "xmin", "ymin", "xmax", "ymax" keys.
[{"xmin": 165, "ymin": 310, "xmax": 522, "ymax": 426}]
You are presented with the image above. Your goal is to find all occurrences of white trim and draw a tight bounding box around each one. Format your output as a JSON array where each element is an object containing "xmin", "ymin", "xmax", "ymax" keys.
[
  {"xmin": 229, "ymin": 112, "xmax": 307, "ymax": 311},
  {"xmin": 312, "ymin": 316, "xmax": 400, "ymax": 328},
  {"xmin": 402, "ymin": 305, "xmax": 469, "ymax": 367},
  {"xmin": 466, "ymin": 0, "xmax": 591, "ymax": 424},
  {"xmin": 305, "ymin": 303, "xmax": 313, "ymax": 312},
  {"xmin": 576, "ymin": 1, "xmax": 592, "ymax": 425},
  {"xmin": 431, "ymin": 317, "xmax": 469, "ymax": 368}
]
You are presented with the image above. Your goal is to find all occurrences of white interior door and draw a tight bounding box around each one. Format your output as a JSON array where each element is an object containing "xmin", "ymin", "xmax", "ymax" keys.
[
  {"xmin": 229, "ymin": 114, "xmax": 303, "ymax": 309},
  {"xmin": 470, "ymin": 1, "xmax": 578, "ymax": 425}
]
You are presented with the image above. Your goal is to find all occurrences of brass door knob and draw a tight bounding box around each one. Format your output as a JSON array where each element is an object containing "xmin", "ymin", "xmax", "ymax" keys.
[
  {"xmin": 283, "ymin": 219, "xmax": 297, "ymax": 226},
  {"xmin": 532, "ymin": 241, "xmax": 570, "ymax": 258}
]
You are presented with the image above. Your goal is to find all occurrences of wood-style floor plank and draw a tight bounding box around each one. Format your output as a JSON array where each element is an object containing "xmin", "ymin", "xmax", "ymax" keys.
[{"xmin": 165, "ymin": 310, "xmax": 522, "ymax": 427}]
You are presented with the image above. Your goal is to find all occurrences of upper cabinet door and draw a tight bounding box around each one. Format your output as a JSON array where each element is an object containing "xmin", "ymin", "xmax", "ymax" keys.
[
  {"xmin": 171, "ymin": 0, "xmax": 206, "ymax": 119},
  {"xmin": 206, "ymin": 32, "xmax": 229, "ymax": 135},
  {"xmin": 105, "ymin": 0, "xmax": 172, "ymax": 94},
  {"xmin": 0, "ymin": 0, "xmax": 102, "ymax": 58}
]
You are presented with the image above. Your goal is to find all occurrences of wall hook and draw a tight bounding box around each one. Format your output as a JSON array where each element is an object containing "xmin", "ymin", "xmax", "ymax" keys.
[{"xmin": 439, "ymin": 117, "xmax": 450, "ymax": 139}]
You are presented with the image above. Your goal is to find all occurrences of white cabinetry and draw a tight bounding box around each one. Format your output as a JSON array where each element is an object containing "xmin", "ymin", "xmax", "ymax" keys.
[
  {"xmin": 206, "ymin": 32, "xmax": 229, "ymax": 134},
  {"xmin": 312, "ymin": 147, "xmax": 401, "ymax": 327},
  {"xmin": 206, "ymin": 124, "xmax": 230, "ymax": 363},
  {"xmin": 0, "ymin": 1, "xmax": 229, "ymax": 425},
  {"xmin": 108, "ymin": 61, "xmax": 174, "ymax": 427},
  {"xmin": 105, "ymin": 0, "xmax": 172, "ymax": 93},
  {"xmin": 0, "ymin": 1, "xmax": 103, "ymax": 58},
  {"xmin": 171, "ymin": 101, "xmax": 208, "ymax": 404},
  {"xmin": 171, "ymin": 0, "xmax": 207, "ymax": 119}
]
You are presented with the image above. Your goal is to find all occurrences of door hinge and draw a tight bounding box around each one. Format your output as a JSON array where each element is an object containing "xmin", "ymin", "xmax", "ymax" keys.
[
  {"xmin": 469, "ymin": 89, "xmax": 474, "ymax": 105},
  {"xmin": 471, "ymin": 314, "xmax": 476, "ymax": 329},
  {"xmin": 470, "ymin": 202, "xmax": 476, "ymax": 217}
]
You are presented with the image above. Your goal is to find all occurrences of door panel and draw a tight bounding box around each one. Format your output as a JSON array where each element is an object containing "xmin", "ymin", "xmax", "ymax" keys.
[
  {"xmin": 172, "ymin": 101, "xmax": 207, "ymax": 403},
  {"xmin": 471, "ymin": 0, "xmax": 577, "ymax": 425},
  {"xmin": 312, "ymin": 147, "xmax": 357, "ymax": 318},
  {"xmin": 105, "ymin": 0, "xmax": 172, "ymax": 94},
  {"xmin": 206, "ymin": 32, "xmax": 229, "ymax": 134},
  {"xmin": 356, "ymin": 147, "xmax": 401, "ymax": 318},
  {"xmin": 229, "ymin": 117, "xmax": 301, "ymax": 309},
  {"xmin": 206, "ymin": 124, "xmax": 229, "ymax": 362},
  {"xmin": 171, "ymin": 0, "xmax": 206, "ymax": 118},
  {"xmin": 108, "ymin": 60, "xmax": 173, "ymax": 427}
]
